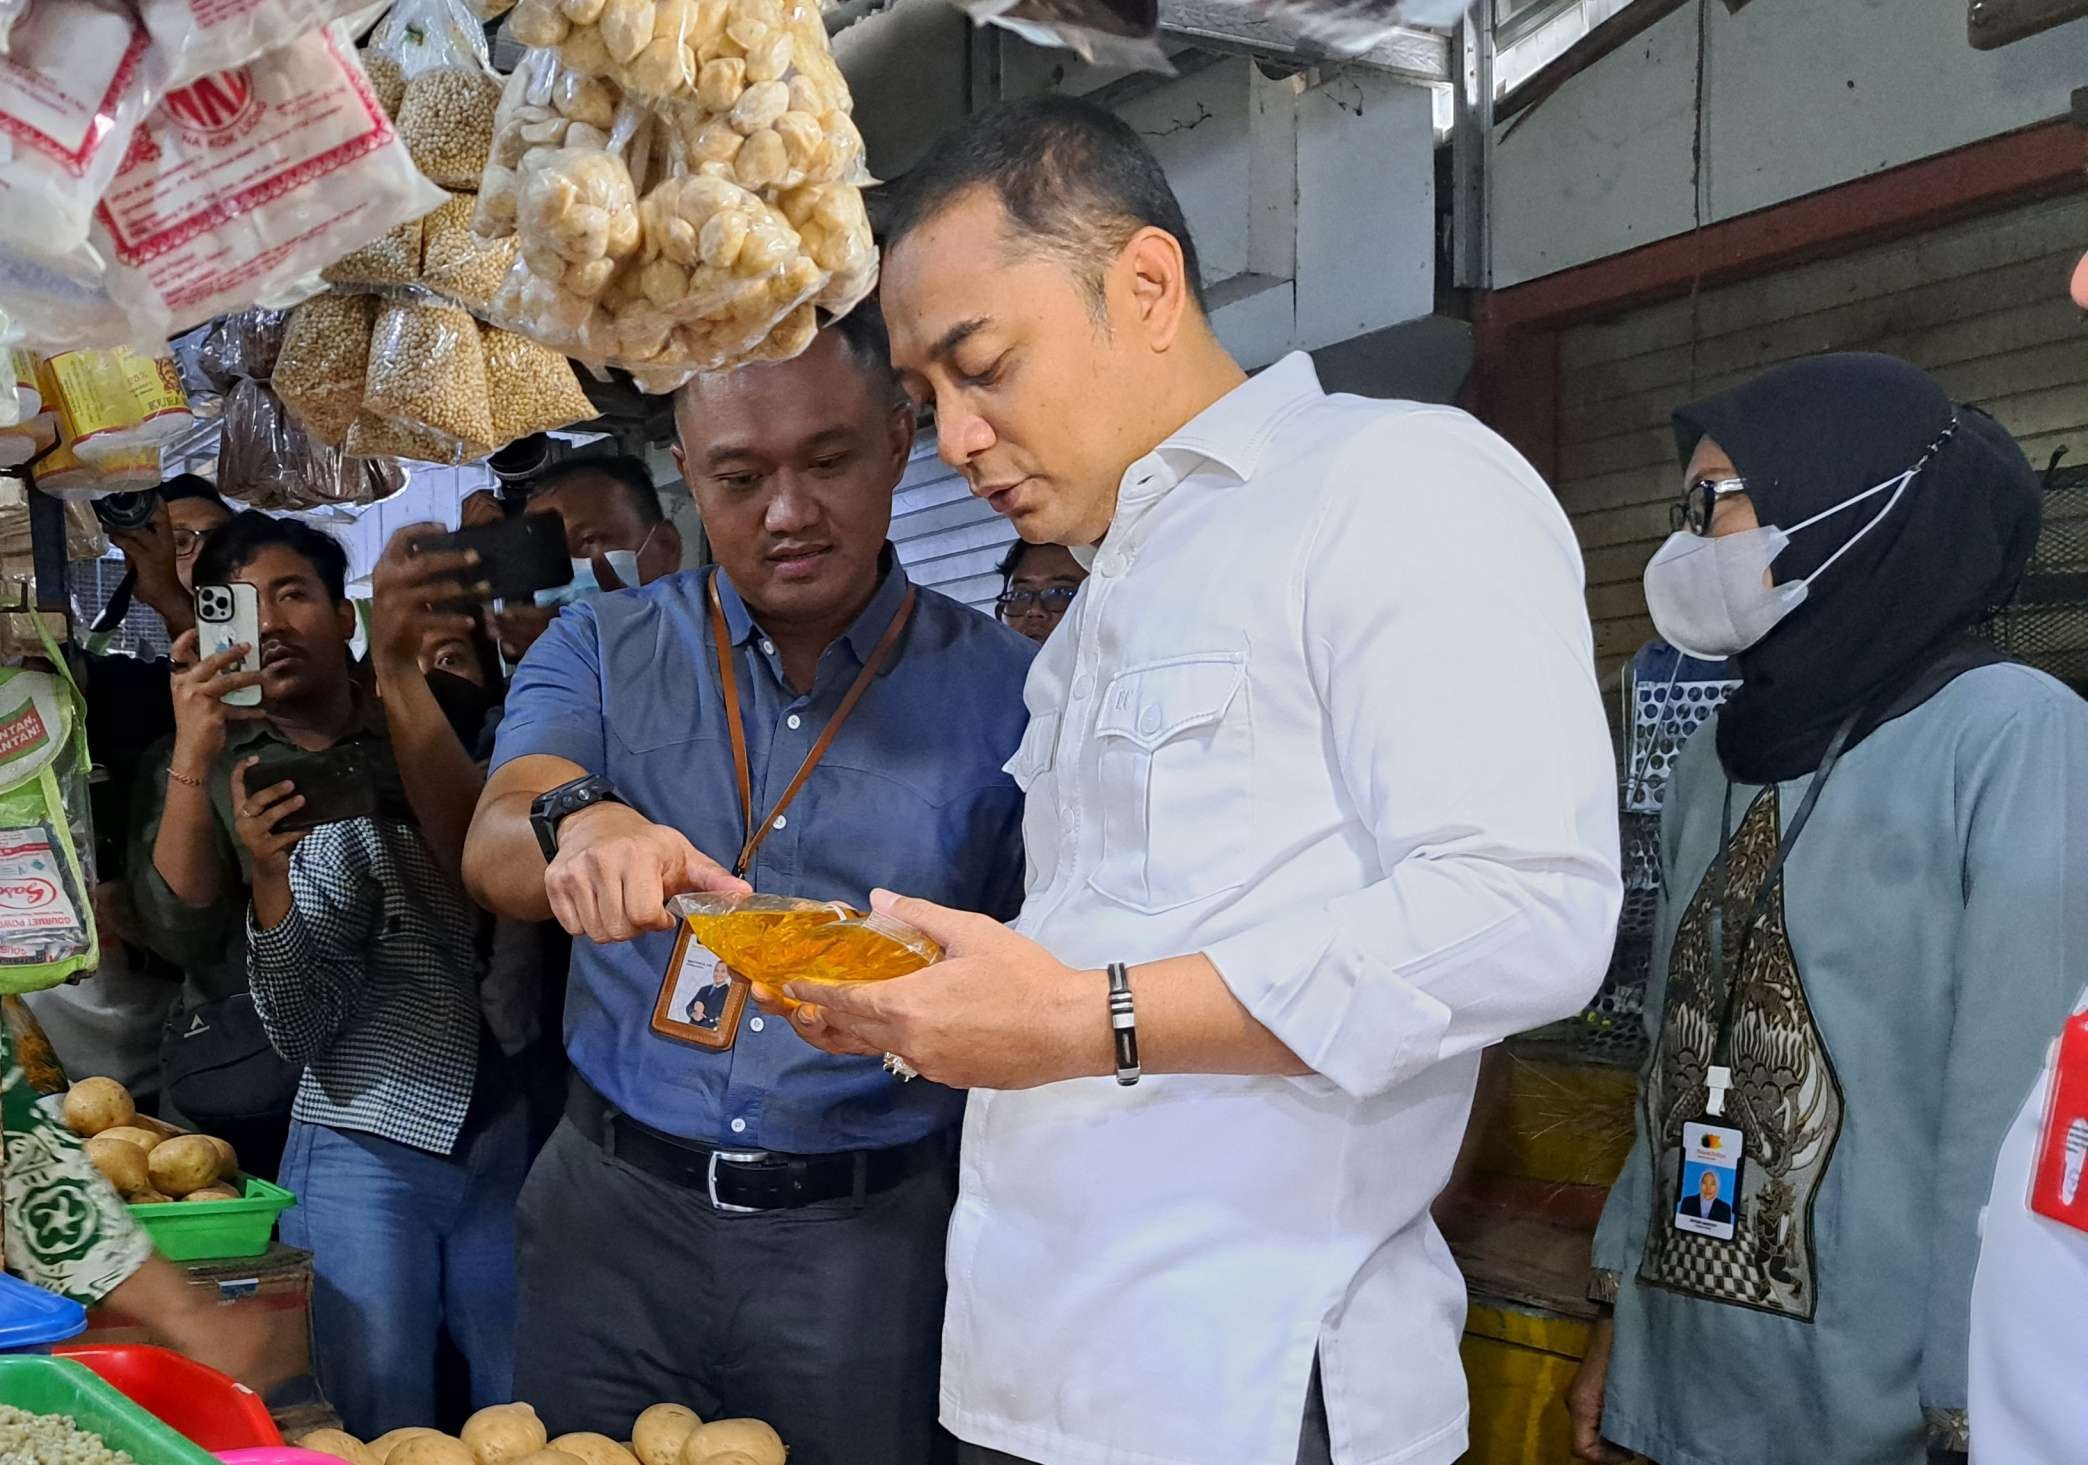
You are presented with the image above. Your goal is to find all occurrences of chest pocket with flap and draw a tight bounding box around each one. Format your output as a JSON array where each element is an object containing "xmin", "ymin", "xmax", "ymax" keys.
[{"xmin": 1091, "ymin": 653, "xmax": 1251, "ymax": 914}]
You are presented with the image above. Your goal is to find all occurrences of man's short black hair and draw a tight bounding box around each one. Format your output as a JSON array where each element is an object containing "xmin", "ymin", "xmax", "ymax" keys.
[
  {"xmin": 192, "ymin": 511, "xmax": 350, "ymax": 604},
  {"xmin": 829, "ymin": 299, "xmax": 904, "ymax": 408},
  {"xmin": 527, "ymin": 455, "xmax": 664, "ymax": 528},
  {"xmin": 882, "ymin": 95, "xmax": 1206, "ymax": 318},
  {"xmin": 159, "ymin": 473, "xmax": 230, "ymax": 514}
]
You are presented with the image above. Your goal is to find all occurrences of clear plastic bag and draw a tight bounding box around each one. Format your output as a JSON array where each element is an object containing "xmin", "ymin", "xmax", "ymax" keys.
[
  {"xmin": 0, "ymin": 0, "xmax": 26, "ymax": 56},
  {"xmin": 481, "ymin": 323, "xmax": 595, "ymax": 445},
  {"xmin": 218, "ymin": 376, "xmax": 389, "ymax": 509},
  {"xmin": 321, "ymin": 215, "xmax": 427, "ymax": 289},
  {"xmin": 422, "ymin": 193, "xmax": 519, "ymax": 310},
  {"xmin": 138, "ymin": 0, "xmax": 380, "ymax": 89},
  {"xmin": 665, "ymin": 892, "xmax": 941, "ymax": 988},
  {"xmin": 362, "ymin": 301, "xmax": 497, "ymax": 462},
  {"xmin": 377, "ymin": 0, "xmax": 504, "ymax": 189},
  {"xmin": 0, "ymin": 241, "xmax": 168, "ymax": 356},
  {"xmin": 274, "ymin": 293, "xmax": 375, "ymax": 447},
  {"xmin": 91, "ymin": 25, "xmax": 445, "ymax": 335},
  {"xmin": 36, "ymin": 349, "xmax": 193, "ymax": 468},
  {"xmin": 0, "ymin": 0, "xmax": 159, "ymax": 264}
]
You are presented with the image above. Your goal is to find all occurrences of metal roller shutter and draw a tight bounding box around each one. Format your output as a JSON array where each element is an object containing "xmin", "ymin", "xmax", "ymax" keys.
[{"xmin": 889, "ymin": 436, "xmax": 1015, "ymax": 615}]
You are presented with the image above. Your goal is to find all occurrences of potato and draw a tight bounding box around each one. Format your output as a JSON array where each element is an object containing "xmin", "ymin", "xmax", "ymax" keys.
[
  {"xmin": 63, "ymin": 1077, "xmax": 135, "ymax": 1136},
  {"xmin": 205, "ymin": 1135, "xmax": 240, "ymax": 1179},
  {"xmin": 371, "ymin": 1428, "xmax": 444, "ymax": 1462},
  {"xmin": 299, "ymin": 1429, "xmax": 381, "ymax": 1465},
  {"xmin": 463, "ymin": 1403, "xmax": 549, "ymax": 1465},
  {"xmin": 513, "ymin": 1455, "xmax": 586, "ymax": 1465},
  {"xmin": 83, "ymin": 1136, "xmax": 150, "ymax": 1194},
  {"xmin": 183, "ymin": 1184, "xmax": 241, "ymax": 1202},
  {"xmin": 680, "ymin": 1420, "xmax": 783, "ymax": 1464},
  {"xmin": 392, "ymin": 1437, "xmax": 477, "ymax": 1465},
  {"xmin": 99, "ymin": 1124, "xmax": 162, "ymax": 1154},
  {"xmin": 694, "ymin": 1456, "xmax": 758, "ymax": 1465},
  {"xmin": 148, "ymin": 1134, "xmax": 223, "ymax": 1198},
  {"xmin": 630, "ymin": 1405, "xmax": 701, "ymax": 1465},
  {"xmin": 549, "ymin": 1435, "xmax": 638, "ymax": 1465},
  {"xmin": 125, "ymin": 1189, "xmax": 172, "ymax": 1205}
]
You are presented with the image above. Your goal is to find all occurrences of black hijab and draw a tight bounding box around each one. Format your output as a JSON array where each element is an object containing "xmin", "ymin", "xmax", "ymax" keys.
[{"xmin": 1672, "ymin": 353, "xmax": 2041, "ymax": 786}]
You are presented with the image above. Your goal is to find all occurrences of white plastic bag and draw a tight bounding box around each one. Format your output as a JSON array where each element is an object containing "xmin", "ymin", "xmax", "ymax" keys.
[
  {"xmin": 139, "ymin": 0, "xmax": 379, "ymax": 89},
  {"xmin": 0, "ymin": 0, "xmax": 159, "ymax": 262},
  {"xmin": 90, "ymin": 25, "xmax": 445, "ymax": 335},
  {"xmin": 374, "ymin": 0, "xmax": 503, "ymax": 188}
]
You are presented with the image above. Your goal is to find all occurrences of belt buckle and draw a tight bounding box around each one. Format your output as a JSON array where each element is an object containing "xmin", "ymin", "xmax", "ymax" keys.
[{"xmin": 706, "ymin": 1148, "xmax": 769, "ymax": 1213}]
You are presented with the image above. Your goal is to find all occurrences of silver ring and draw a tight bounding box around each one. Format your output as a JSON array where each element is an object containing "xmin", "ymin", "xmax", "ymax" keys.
[{"xmin": 882, "ymin": 1051, "xmax": 918, "ymax": 1083}]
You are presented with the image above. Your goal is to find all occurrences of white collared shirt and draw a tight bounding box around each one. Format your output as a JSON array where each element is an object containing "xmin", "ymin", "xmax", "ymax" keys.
[{"xmin": 941, "ymin": 354, "xmax": 1623, "ymax": 1465}]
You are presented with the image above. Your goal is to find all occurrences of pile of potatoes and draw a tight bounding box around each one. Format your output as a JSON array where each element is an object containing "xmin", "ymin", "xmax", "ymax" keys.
[
  {"xmin": 473, "ymin": 0, "xmax": 874, "ymax": 386},
  {"xmin": 62, "ymin": 1077, "xmax": 240, "ymax": 1204},
  {"xmin": 299, "ymin": 1401, "xmax": 786, "ymax": 1465}
]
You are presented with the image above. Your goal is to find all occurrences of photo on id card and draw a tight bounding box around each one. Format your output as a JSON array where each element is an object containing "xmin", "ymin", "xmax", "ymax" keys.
[
  {"xmin": 650, "ymin": 921, "xmax": 747, "ymax": 1050},
  {"xmin": 1674, "ymin": 1119, "xmax": 1744, "ymax": 1241}
]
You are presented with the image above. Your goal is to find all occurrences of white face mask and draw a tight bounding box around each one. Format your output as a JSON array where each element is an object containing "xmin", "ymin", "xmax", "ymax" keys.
[
  {"xmin": 535, "ymin": 549, "xmax": 643, "ymax": 608},
  {"xmin": 1643, "ymin": 462, "xmax": 1923, "ymax": 661}
]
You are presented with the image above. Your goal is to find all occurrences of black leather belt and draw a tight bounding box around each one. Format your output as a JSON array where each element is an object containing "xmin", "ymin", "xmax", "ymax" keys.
[{"xmin": 565, "ymin": 1079, "xmax": 950, "ymax": 1213}]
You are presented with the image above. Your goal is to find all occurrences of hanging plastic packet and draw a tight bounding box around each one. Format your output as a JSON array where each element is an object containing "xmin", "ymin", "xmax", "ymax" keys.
[
  {"xmin": 378, "ymin": 0, "xmax": 504, "ymax": 190},
  {"xmin": 953, "ymin": 0, "xmax": 1167, "ymax": 70},
  {"xmin": 0, "ymin": 416, "xmax": 55, "ymax": 471},
  {"xmin": 0, "ymin": 240, "xmax": 168, "ymax": 357},
  {"xmin": 0, "ymin": 0, "xmax": 26, "ymax": 56},
  {"xmin": 274, "ymin": 293, "xmax": 375, "ymax": 448},
  {"xmin": 361, "ymin": 301, "xmax": 497, "ymax": 464},
  {"xmin": 0, "ymin": 0, "xmax": 159, "ymax": 263},
  {"xmin": 0, "ymin": 655, "xmax": 100, "ymax": 988},
  {"xmin": 138, "ymin": 0, "xmax": 381, "ymax": 88},
  {"xmin": 37, "ymin": 349, "xmax": 193, "ymax": 468},
  {"xmin": 90, "ymin": 24, "xmax": 445, "ymax": 336}
]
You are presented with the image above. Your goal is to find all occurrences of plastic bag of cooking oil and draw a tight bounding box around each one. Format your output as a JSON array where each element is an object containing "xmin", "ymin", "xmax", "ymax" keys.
[{"xmin": 665, "ymin": 891, "xmax": 940, "ymax": 987}]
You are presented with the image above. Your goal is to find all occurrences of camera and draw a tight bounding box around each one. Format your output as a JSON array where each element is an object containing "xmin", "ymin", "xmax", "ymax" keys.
[
  {"xmin": 196, "ymin": 585, "xmax": 236, "ymax": 622},
  {"xmin": 90, "ymin": 490, "xmax": 159, "ymax": 533}
]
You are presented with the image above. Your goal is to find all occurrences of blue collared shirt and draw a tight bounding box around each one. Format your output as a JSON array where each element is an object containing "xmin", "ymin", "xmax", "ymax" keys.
[{"xmin": 491, "ymin": 556, "xmax": 1033, "ymax": 1153}]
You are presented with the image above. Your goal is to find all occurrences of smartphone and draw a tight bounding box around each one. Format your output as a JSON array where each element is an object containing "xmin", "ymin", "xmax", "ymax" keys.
[
  {"xmin": 194, "ymin": 582, "xmax": 262, "ymax": 708},
  {"xmin": 423, "ymin": 512, "xmax": 571, "ymax": 606},
  {"xmin": 259, "ymin": 745, "xmax": 376, "ymax": 833}
]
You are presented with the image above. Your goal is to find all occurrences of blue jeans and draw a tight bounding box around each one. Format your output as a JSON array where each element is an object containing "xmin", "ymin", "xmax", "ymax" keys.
[{"xmin": 278, "ymin": 1105, "xmax": 526, "ymax": 1438}]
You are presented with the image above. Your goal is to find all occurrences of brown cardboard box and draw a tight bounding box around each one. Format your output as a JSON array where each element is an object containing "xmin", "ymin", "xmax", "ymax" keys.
[{"xmin": 79, "ymin": 1242, "xmax": 312, "ymax": 1384}]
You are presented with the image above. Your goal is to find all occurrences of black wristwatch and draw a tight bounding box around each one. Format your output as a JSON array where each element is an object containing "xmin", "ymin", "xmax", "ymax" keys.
[{"xmin": 530, "ymin": 775, "xmax": 627, "ymax": 862}]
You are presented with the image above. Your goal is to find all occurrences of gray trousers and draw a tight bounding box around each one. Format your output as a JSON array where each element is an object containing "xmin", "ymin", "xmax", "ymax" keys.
[
  {"xmin": 957, "ymin": 1357, "xmax": 1332, "ymax": 1465},
  {"xmin": 514, "ymin": 1118, "xmax": 957, "ymax": 1465}
]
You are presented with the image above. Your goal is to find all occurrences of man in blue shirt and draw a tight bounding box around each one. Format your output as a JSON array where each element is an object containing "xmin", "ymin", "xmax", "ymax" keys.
[{"xmin": 463, "ymin": 308, "xmax": 1032, "ymax": 1461}]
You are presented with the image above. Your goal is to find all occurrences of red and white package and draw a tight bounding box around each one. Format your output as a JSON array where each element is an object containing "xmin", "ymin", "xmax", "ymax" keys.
[
  {"xmin": 0, "ymin": 0, "xmax": 158, "ymax": 260},
  {"xmin": 140, "ymin": 0, "xmax": 382, "ymax": 88},
  {"xmin": 92, "ymin": 26, "xmax": 444, "ymax": 335}
]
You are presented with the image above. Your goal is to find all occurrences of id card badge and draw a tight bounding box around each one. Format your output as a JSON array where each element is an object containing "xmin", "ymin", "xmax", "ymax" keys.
[
  {"xmin": 650, "ymin": 922, "xmax": 748, "ymax": 1051},
  {"xmin": 2030, "ymin": 1011, "xmax": 2088, "ymax": 1233},
  {"xmin": 1672, "ymin": 1118, "xmax": 1745, "ymax": 1242}
]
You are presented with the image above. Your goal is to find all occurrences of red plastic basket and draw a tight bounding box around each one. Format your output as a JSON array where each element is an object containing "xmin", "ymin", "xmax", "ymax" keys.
[{"xmin": 55, "ymin": 1344, "xmax": 282, "ymax": 1450}]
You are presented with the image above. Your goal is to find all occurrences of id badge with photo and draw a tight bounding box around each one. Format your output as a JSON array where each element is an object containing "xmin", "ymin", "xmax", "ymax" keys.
[
  {"xmin": 1672, "ymin": 1118, "xmax": 1745, "ymax": 1242},
  {"xmin": 650, "ymin": 922, "xmax": 747, "ymax": 1051},
  {"xmin": 2030, "ymin": 1011, "xmax": 2088, "ymax": 1234}
]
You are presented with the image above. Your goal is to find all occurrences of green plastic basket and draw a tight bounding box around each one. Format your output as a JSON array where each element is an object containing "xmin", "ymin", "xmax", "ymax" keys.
[
  {"xmin": 126, "ymin": 1177, "xmax": 297, "ymax": 1263},
  {"xmin": 0, "ymin": 1354, "xmax": 220, "ymax": 1463}
]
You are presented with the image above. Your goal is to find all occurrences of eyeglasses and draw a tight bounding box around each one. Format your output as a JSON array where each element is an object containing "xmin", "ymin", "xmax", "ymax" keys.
[
  {"xmin": 1670, "ymin": 477, "xmax": 1750, "ymax": 537},
  {"xmin": 996, "ymin": 586, "xmax": 1078, "ymax": 618},
  {"xmin": 172, "ymin": 528, "xmax": 207, "ymax": 555}
]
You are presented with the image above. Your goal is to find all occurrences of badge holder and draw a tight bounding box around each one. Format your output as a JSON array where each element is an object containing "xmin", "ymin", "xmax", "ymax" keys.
[
  {"xmin": 650, "ymin": 922, "xmax": 748, "ymax": 1051},
  {"xmin": 2030, "ymin": 1011, "xmax": 2088, "ymax": 1234},
  {"xmin": 1672, "ymin": 1066, "xmax": 1746, "ymax": 1243}
]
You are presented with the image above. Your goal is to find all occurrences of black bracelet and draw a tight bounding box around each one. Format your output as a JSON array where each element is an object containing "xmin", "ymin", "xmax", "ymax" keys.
[{"xmin": 1107, "ymin": 962, "xmax": 1140, "ymax": 1086}]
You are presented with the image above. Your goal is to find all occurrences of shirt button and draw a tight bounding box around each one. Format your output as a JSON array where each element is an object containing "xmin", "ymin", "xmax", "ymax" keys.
[
  {"xmin": 761, "ymin": 639, "xmax": 776, "ymax": 655},
  {"xmin": 730, "ymin": 1117, "xmax": 747, "ymax": 1134},
  {"xmin": 1071, "ymin": 676, "xmax": 1094, "ymax": 700},
  {"xmin": 786, "ymin": 714, "xmax": 802, "ymax": 730},
  {"xmin": 1095, "ymin": 550, "xmax": 1126, "ymax": 577},
  {"xmin": 1138, "ymin": 705, "xmax": 1163, "ymax": 735},
  {"xmin": 772, "ymin": 814, "xmax": 787, "ymax": 831},
  {"xmin": 749, "ymin": 1016, "xmax": 765, "ymax": 1033}
]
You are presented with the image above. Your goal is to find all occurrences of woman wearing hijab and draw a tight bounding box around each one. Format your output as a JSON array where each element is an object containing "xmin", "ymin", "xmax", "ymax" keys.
[{"xmin": 1564, "ymin": 353, "xmax": 2088, "ymax": 1465}]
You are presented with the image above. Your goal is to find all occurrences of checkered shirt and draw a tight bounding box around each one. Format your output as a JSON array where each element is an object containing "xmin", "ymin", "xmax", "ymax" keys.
[{"xmin": 246, "ymin": 816, "xmax": 482, "ymax": 1156}]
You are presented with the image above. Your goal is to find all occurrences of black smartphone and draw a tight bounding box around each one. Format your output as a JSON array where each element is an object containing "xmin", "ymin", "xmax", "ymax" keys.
[
  {"xmin": 258, "ymin": 745, "xmax": 376, "ymax": 833},
  {"xmin": 422, "ymin": 512, "xmax": 571, "ymax": 605}
]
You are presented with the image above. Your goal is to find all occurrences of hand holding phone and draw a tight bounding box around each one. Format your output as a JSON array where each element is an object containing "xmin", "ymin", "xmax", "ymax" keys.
[
  {"xmin": 194, "ymin": 583, "xmax": 262, "ymax": 708},
  {"xmin": 255, "ymin": 744, "xmax": 377, "ymax": 833},
  {"xmin": 420, "ymin": 512, "xmax": 571, "ymax": 606},
  {"xmin": 368, "ymin": 523, "xmax": 494, "ymax": 674}
]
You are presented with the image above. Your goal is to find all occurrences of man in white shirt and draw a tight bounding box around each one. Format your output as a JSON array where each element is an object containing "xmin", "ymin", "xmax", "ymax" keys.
[{"xmin": 766, "ymin": 96, "xmax": 1623, "ymax": 1465}]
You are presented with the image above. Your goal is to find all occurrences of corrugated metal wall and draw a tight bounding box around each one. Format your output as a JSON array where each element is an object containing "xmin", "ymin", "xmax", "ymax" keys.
[
  {"xmin": 889, "ymin": 436, "xmax": 1013, "ymax": 614},
  {"xmin": 1558, "ymin": 193, "xmax": 2088, "ymax": 688}
]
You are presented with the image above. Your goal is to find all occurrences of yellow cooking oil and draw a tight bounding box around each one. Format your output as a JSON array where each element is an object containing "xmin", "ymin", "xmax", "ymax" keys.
[{"xmin": 681, "ymin": 903, "xmax": 941, "ymax": 987}]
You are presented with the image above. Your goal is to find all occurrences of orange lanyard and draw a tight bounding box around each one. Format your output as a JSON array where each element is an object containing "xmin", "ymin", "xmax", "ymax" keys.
[{"xmin": 706, "ymin": 573, "xmax": 915, "ymax": 879}]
